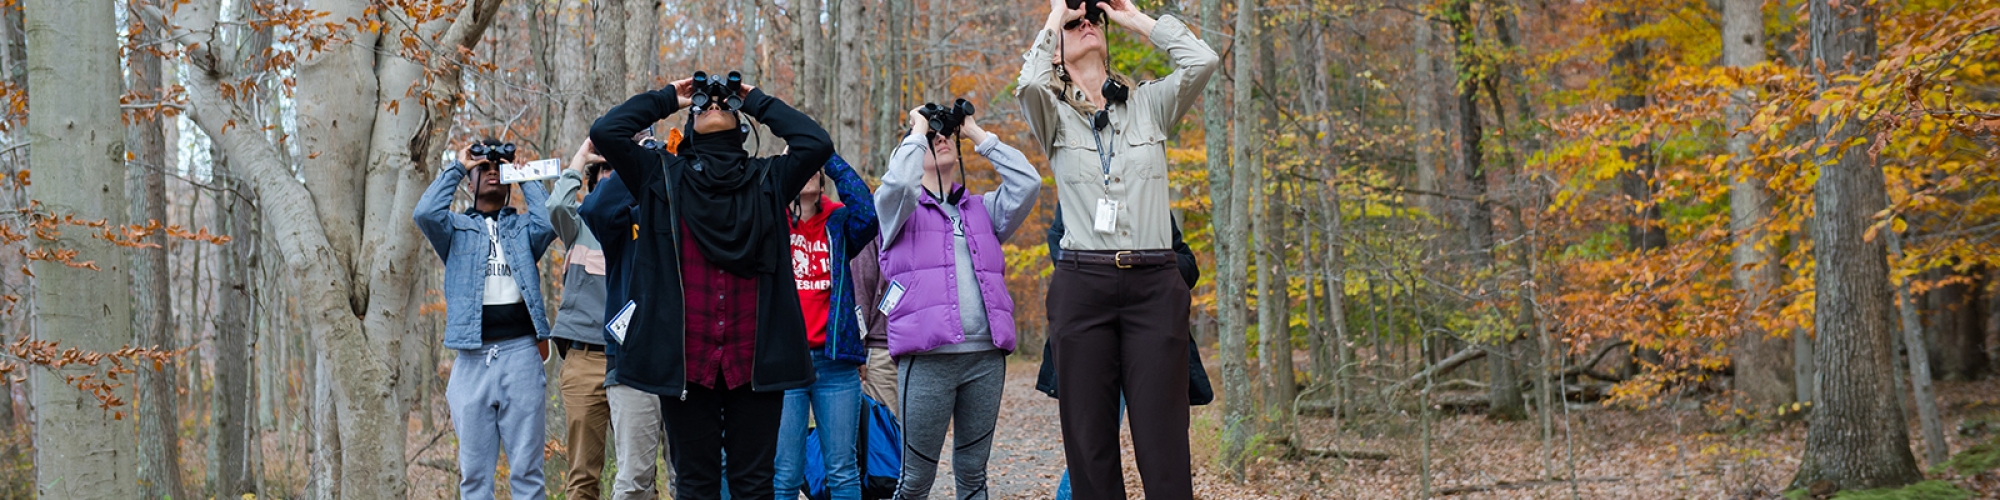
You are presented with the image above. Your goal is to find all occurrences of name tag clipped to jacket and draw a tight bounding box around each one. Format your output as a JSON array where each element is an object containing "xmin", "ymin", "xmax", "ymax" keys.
[
  {"xmin": 606, "ymin": 301, "xmax": 636, "ymax": 344},
  {"xmin": 878, "ymin": 281, "xmax": 907, "ymax": 315}
]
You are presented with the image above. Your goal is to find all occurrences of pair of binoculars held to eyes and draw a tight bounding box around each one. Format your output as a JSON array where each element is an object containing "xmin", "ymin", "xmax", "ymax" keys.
[
  {"xmin": 690, "ymin": 71, "xmax": 746, "ymax": 112},
  {"xmin": 1065, "ymin": 0, "xmax": 1108, "ymax": 26},
  {"xmin": 469, "ymin": 142, "xmax": 517, "ymax": 163},
  {"xmin": 921, "ymin": 99, "xmax": 976, "ymax": 138}
]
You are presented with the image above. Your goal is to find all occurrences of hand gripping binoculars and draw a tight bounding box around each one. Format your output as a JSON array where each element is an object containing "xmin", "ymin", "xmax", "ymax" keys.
[
  {"xmin": 690, "ymin": 71, "xmax": 746, "ymax": 112},
  {"xmin": 920, "ymin": 99, "xmax": 976, "ymax": 138}
]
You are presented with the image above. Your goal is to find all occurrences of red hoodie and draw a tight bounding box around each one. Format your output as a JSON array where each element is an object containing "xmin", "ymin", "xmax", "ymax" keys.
[{"xmin": 790, "ymin": 197, "xmax": 843, "ymax": 348}]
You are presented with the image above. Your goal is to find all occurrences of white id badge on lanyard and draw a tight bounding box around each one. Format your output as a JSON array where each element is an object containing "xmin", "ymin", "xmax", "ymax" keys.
[{"xmin": 1094, "ymin": 198, "xmax": 1119, "ymax": 234}]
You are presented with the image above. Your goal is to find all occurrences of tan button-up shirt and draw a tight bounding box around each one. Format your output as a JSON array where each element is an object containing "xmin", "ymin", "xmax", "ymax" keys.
[{"xmin": 1015, "ymin": 15, "xmax": 1218, "ymax": 252}]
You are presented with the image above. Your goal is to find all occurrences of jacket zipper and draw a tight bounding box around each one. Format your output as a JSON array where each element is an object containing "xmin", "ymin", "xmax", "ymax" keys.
[{"xmin": 669, "ymin": 164, "xmax": 691, "ymax": 401}]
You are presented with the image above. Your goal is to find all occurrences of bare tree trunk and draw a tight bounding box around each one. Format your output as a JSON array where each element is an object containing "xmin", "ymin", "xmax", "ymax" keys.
[
  {"xmin": 126, "ymin": 5, "xmax": 187, "ymax": 497},
  {"xmin": 1790, "ymin": 0, "xmax": 1921, "ymax": 490},
  {"xmin": 1723, "ymin": 0, "xmax": 1793, "ymax": 410},
  {"xmin": 1410, "ymin": 13, "xmax": 1439, "ymax": 215},
  {"xmin": 592, "ymin": 0, "xmax": 629, "ymax": 110},
  {"xmin": 211, "ymin": 148, "xmax": 259, "ymax": 497},
  {"xmin": 1888, "ymin": 232, "xmax": 1949, "ymax": 467},
  {"xmin": 1258, "ymin": 180, "xmax": 1296, "ymax": 437},
  {"xmin": 557, "ymin": 0, "xmax": 592, "ymax": 143},
  {"xmin": 625, "ymin": 0, "xmax": 660, "ymax": 95},
  {"xmin": 791, "ymin": 0, "xmax": 823, "ymax": 117},
  {"xmin": 832, "ymin": 0, "xmax": 868, "ymax": 165},
  {"xmin": 1220, "ymin": 0, "xmax": 1260, "ymax": 475},
  {"xmin": 25, "ymin": 0, "xmax": 137, "ymax": 496}
]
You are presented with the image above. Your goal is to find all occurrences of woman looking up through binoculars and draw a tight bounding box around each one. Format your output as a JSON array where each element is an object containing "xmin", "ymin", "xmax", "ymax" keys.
[{"xmin": 1015, "ymin": 0, "xmax": 1218, "ymax": 498}]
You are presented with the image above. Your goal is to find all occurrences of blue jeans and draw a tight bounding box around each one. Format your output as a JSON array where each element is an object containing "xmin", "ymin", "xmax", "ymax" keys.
[
  {"xmin": 447, "ymin": 335, "xmax": 548, "ymax": 499},
  {"xmin": 1055, "ymin": 396, "xmax": 1125, "ymax": 500},
  {"xmin": 775, "ymin": 352, "xmax": 864, "ymax": 500}
]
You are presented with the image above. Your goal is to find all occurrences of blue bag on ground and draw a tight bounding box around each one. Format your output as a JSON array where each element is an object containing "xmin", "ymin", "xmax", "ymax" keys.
[{"xmin": 801, "ymin": 394, "xmax": 902, "ymax": 500}]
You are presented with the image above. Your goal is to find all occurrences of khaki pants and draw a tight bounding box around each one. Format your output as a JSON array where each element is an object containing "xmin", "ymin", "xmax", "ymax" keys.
[
  {"xmin": 559, "ymin": 347, "xmax": 612, "ymax": 500},
  {"xmin": 860, "ymin": 347, "xmax": 899, "ymax": 419}
]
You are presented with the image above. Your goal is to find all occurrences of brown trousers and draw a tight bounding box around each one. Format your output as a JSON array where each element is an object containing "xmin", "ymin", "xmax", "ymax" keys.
[
  {"xmin": 559, "ymin": 347, "xmax": 612, "ymax": 500},
  {"xmin": 1048, "ymin": 261, "xmax": 1192, "ymax": 500}
]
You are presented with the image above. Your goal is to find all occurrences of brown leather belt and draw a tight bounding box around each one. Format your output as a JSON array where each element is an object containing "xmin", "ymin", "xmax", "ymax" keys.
[{"xmin": 1057, "ymin": 250, "xmax": 1175, "ymax": 269}]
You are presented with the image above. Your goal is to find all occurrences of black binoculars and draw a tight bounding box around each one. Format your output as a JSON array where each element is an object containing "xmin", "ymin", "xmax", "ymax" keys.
[
  {"xmin": 920, "ymin": 99, "xmax": 976, "ymax": 138},
  {"xmin": 691, "ymin": 71, "xmax": 746, "ymax": 112},
  {"xmin": 1064, "ymin": 0, "xmax": 1107, "ymax": 26},
  {"xmin": 469, "ymin": 142, "xmax": 517, "ymax": 163}
]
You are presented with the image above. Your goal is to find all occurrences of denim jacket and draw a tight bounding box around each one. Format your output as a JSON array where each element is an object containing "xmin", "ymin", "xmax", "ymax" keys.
[{"xmin": 413, "ymin": 162, "xmax": 558, "ymax": 350}]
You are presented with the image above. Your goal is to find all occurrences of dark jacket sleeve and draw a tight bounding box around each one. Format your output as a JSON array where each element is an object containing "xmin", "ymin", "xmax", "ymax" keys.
[
  {"xmin": 739, "ymin": 89, "xmax": 833, "ymax": 199},
  {"xmin": 825, "ymin": 154, "xmax": 879, "ymax": 258},
  {"xmin": 591, "ymin": 88, "xmax": 681, "ymax": 192}
]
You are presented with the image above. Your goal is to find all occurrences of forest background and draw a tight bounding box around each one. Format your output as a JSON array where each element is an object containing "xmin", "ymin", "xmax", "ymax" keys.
[{"xmin": 1, "ymin": 0, "xmax": 1998, "ymax": 498}]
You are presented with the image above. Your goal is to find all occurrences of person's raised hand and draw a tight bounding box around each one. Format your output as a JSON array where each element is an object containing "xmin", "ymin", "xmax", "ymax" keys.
[
  {"xmin": 961, "ymin": 116, "xmax": 991, "ymax": 145},
  {"xmin": 909, "ymin": 107, "xmax": 930, "ymax": 137},
  {"xmin": 459, "ymin": 143, "xmax": 490, "ymax": 170},
  {"xmin": 1046, "ymin": 0, "xmax": 1081, "ymax": 31},
  {"xmin": 669, "ymin": 78, "xmax": 695, "ymax": 109},
  {"xmin": 568, "ymin": 139, "xmax": 595, "ymax": 172},
  {"xmin": 1096, "ymin": 0, "xmax": 1155, "ymax": 35}
]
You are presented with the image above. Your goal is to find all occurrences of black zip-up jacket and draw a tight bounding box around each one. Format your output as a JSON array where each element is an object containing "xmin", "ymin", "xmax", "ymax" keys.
[{"xmin": 590, "ymin": 87, "xmax": 832, "ymax": 396}]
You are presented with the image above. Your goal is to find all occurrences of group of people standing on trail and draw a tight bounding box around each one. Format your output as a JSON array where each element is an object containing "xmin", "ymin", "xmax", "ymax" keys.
[{"xmin": 411, "ymin": 0, "xmax": 1219, "ymax": 498}]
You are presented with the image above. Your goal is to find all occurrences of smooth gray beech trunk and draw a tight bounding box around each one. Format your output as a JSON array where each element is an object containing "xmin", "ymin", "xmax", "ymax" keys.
[
  {"xmin": 1723, "ymin": 0, "xmax": 1794, "ymax": 411},
  {"xmin": 26, "ymin": 0, "xmax": 136, "ymax": 496},
  {"xmin": 1888, "ymin": 232, "xmax": 1949, "ymax": 467}
]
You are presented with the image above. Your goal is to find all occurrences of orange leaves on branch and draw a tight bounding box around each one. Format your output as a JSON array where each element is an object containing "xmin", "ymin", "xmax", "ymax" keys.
[
  {"xmin": 0, "ymin": 339, "xmax": 181, "ymax": 417},
  {"xmin": 94, "ymin": 219, "xmax": 234, "ymax": 249}
]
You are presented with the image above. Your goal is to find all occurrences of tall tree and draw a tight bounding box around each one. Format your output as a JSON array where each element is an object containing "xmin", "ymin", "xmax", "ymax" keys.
[
  {"xmin": 1723, "ymin": 0, "xmax": 1793, "ymax": 410},
  {"xmin": 593, "ymin": 0, "xmax": 629, "ymax": 109},
  {"xmin": 1790, "ymin": 0, "xmax": 1922, "ymax": 490},
  {"xmin": 1256, "ymin": 17, "xmax": 1295, "ymax": 438},
  {"xmin": 831, "ymin": 0, "xmax": 868, "ymax": 165},
  {"xmin": 26, "ymin": 0, "xmax": 136, "ymax": 496},
  {"xmin": 166, "ymin": 1, "xmax": 508, "ymax": 496},
  {"xmin": 211, "ymin": 155, "xmax": 258, "ymax": 496},
  {"xmin": 1217, "ymin": 0, "xmax": 1260, "ymax": 476},
  {"xmin": 125, "ymin": 2, "xmax": 187, "ymax": 497},
  {"xmin": 1888, "ymin": 233, "xmax": 1949, "ymax": 467}
]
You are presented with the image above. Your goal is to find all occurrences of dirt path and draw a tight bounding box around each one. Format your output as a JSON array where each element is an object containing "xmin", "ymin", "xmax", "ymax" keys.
[{"xmin": 922, "ymin": 360, "xmax": 1067, "ymax": 499}]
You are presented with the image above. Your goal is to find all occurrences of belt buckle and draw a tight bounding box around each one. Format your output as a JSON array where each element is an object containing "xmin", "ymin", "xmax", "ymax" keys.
[{"xmin": 1114, "ymin": 251, "xmax": 1134, "ymax": 269}]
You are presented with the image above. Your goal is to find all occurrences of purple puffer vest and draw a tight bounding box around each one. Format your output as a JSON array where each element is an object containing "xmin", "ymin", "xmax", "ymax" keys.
[{"xmin": 878, "ymin": 187, "xmax": 1017, "ymax": 357}]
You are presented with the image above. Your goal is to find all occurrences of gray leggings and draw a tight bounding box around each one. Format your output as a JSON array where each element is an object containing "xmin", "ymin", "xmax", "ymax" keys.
[{"xmin": 894, "ymin": 350, "xmax": 1007, "ymax": 500}]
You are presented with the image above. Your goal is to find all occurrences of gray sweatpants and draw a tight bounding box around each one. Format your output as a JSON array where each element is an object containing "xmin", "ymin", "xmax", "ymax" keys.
[
  {"xmin": 447, "ymin": 335, "xmax": 548, "ymax": 500},
  {"xmin": 894, "ymin": 350, "xmax": 1006, "ymax": 500}
]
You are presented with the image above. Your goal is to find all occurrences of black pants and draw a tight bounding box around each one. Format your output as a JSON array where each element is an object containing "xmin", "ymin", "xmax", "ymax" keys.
[
  {"xmin": 1048, "ymin": 261, "xmax": 1192, "ymax": 500},
  {"xmin": 660, "ymin": 383, "xmax": 784, "ymax": 500}
]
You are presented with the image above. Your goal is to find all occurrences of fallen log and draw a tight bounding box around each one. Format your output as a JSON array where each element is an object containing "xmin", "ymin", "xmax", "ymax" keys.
[
  {"xmin": 1386, "ymin": 346, "xmax": 1487, "ymax": 395},
  {"xmin": 1437, "ymin": 476, "xmax": 1623, "ymax": 496},
  {"xmin": 1302, "ymin": 447, "xmax": 1392, "ymax": 460}
]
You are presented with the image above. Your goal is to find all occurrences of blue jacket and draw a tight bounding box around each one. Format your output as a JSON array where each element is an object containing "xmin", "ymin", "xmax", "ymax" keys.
[
  {"xmin": 412, "ymin": 162, "xmax": 557, "ymax": 350},
  {"xmin": 581, "ymin": 171, "xmax": 638, "ymax": 364},
  {"xmin": 804, "ymin": 154, "xmax": 879, "ymax": 364}
]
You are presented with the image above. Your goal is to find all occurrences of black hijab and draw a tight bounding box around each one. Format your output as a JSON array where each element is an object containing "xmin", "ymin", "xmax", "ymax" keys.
[{"xmin": 671, "ymin": 125, "xmax": 778, "ymax": 277}]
